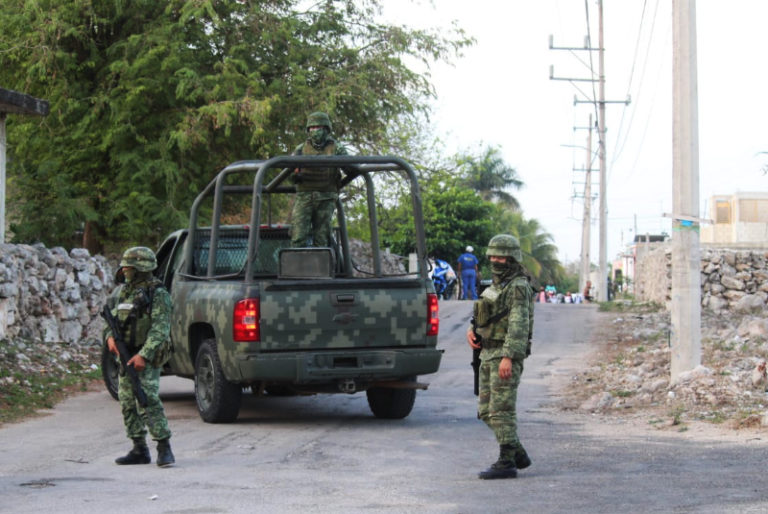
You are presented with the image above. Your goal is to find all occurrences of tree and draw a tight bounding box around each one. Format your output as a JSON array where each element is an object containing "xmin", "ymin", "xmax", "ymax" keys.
[
  {"xmin": 0, "ymin": 0, "xmax": 470, "ymax": 251},
  {"xmin": 493, "ymin": 209, "xmax": 563, "ymax": 286},
  {"xmin": 459, "ymin": 146, "xmax": 524, "ymax": 209}
]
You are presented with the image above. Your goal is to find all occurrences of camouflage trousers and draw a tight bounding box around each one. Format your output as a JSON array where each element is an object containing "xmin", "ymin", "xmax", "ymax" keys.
[
  {"xmin": 291, "ymin": 191, "xmax": 337, "ymax": 247},
  {"xmin": 118, "ymin": 365, "xmax": 171, "ymax": 441},
  {"xmin": 477, "ymin": 357, "xmax": 524, "ymax": 447}
]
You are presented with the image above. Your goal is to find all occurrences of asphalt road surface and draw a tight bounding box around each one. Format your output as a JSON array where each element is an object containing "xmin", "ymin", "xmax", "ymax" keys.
[{"xmin": 2, "ymin": 302, "xmax": 768, "ymax": 513}]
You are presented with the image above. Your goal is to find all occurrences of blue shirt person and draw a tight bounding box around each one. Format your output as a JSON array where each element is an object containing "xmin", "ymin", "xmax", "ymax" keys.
[{"xmin": 457, "ymin": 246, "xmax": 480, "ymax": 300}]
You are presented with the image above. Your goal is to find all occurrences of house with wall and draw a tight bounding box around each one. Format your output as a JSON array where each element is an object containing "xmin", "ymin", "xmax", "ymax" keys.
[{"xmin": 701, "ymin": 192, "xmax": 768, "ymax": 248}]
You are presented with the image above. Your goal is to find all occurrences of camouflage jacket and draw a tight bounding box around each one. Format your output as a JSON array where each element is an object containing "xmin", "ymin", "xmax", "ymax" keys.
[
  {"xmin": 292, "ymin": 138, "xmax": 348, "ymax": 192},
  {"xmin": 473, "ymin": 273, "xmax": 534, "ymax": 362},
  {"xmin": 105, "ymin": 279, "xmax": 172, "ymax": 368}
]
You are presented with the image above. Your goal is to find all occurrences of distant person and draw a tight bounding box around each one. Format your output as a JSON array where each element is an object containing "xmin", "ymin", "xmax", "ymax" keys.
[
  {"xmin": 466, "ymin": 234, "xmax": 534, "ymax": 480},
  {"xmin": 607, "ymin": 276, "xmax": 613, "ymax": 301},
  {"xmin": 583, "ymin": 280, "xmax": 593, "ymax": 302},
  {"xmin": 291, "ymin": 111, "xmax": 348, "ymax": 247},
  {"xmin": 105, "ymin": 247, "xmax": 175, "ymax": 468},
  {"xmin": 564, "ymin": 291, "xmax": 573, "ymax": 303},
  {"xmin": 457, "ymin": 245, "xmax": 480, "ymax": 300},
  {"xmin": 536, "ymin": 286, "xmax": 546, "ymax": 303}
]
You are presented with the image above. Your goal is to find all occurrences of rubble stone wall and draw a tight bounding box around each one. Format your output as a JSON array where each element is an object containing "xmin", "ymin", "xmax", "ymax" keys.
[
  {"xmin": 0, "ymin": 239, "xmax": 405, "ymax": 346},
  {"xmin": 0, "ymin": 244, "xmax": 113, "ymax": 345},
  {"xmin": 635, "ymin": 244, "xmax": 768, "ymax": 313}
]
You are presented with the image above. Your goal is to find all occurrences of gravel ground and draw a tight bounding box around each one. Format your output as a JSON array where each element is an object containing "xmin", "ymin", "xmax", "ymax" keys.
[{"xmin": 560, "ymin": 302, "xmax": 768, "ymax": 433}]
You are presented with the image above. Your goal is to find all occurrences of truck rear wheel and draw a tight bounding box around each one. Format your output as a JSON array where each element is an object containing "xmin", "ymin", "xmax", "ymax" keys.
[
  {"xmin": 366, "ymin": 379, "xmax": 416, "ymax": 419},
  {"xmin": 194, "ymin": 339, "xmax": 242, "ymax": 423}
]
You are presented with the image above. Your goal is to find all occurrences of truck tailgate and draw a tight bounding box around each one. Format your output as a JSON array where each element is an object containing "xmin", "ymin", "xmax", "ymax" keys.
[{"xmin": 259, "ymin": 279, "xmax": 429, "ymax": 350}]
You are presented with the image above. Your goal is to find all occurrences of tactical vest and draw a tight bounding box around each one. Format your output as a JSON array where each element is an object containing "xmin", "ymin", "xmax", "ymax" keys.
[
  {"xmin": 295, "ymin": 141, "xmax": 341, "ymax": 192},
  {"xmin": 473, "ymin": 276, "xmax": 529, "ymax": 342},
  {"xmin": 114, "ymin": 279, "xmax": 163, "ymax": 352}
]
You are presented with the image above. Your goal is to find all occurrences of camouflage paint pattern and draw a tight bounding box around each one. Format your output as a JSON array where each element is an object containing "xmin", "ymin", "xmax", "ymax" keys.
[
  {"xmin": 260, "ymin": 285, "xmax": 429, "ymax": 349},
  {"xmin": 118, "ymin": 365, "xmax": 171, "ymax": 440},
  {"xmin": 169, "ymin": 276, "xmax": 440, "ymax": 383},
  {"xmin": 477, "ymin": 357, "xmax": 523, "ymax": 446}
]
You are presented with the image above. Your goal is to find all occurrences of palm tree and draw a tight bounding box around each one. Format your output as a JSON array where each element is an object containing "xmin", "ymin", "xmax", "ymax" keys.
[
  {"xmin": 461, "ymin": 146, "xmax": 524, "ymax": 209},
  {"xmin": 496, "ymin": 210, "xmax": 562, "ymax": 285}
]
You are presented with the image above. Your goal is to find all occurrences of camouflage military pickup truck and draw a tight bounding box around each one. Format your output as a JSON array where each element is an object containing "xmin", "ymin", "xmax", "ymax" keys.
[{"xmin": 103, "ymin": 156, "xmax": 442, "ymax": 423}]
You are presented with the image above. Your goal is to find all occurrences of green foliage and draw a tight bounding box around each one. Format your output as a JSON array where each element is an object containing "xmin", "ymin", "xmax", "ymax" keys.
[
  {"xmin": 458, "ymin": 146, "xmax": 523, "ymax": 208},
  {"xmin": 0, "ymin": 342, "xmax": 101, "ymax": 425},
  {"xmin": 1, "ymin": 0, "xmax": 471, "ymax": 249},
  {"xmin": 422, "ymin": 186, "xmax": 496, "ymax": 260}
]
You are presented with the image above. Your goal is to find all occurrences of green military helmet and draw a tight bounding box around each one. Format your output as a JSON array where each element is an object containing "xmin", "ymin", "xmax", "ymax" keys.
[
  {"xmin": 306, "ymin": 111, "xmax": 332, "ymax": 132},
  {"xmin": 485, "ymin": 234, "xmax": 522, "ymax": 263},
  {"xmin": 119, "ymin": 246, "xmax": 157, "ymax": 272}
]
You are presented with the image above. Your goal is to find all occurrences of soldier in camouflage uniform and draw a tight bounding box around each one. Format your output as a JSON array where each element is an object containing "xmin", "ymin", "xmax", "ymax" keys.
[
  {"xmin": 290, "ymin": 111, "xmax": 348, "ymax": 247},
  {"xmin": 466, "ymin": 234, "xmax": 534, "ymax": 479},
  {"xmin": 106, "ymin": 247, "xmax": 175, "ymax": 467}
]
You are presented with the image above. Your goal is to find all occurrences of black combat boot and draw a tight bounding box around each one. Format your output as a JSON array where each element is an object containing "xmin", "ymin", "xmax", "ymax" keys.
[
  {"xmin": 478, "ymin": 444, "xmax": 517, "ymax": 480},
  {"xmin": 514, "ymin": 446, "xmax": 532, "ymax": 470},
  {"xmin": 156, "ymin": 438, "xmax": 175, "ymax": 468},
  {"xmin": 115, "ymin": 438, "xmax": 151, "ymax": 465}
]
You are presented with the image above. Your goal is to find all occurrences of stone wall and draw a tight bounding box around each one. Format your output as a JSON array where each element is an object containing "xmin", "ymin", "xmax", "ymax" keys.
[
  {"xmin": 0, "ymin": 244, "xmax": 113, "ymax": 345},
  {"xmin": 635, "ymin": 243, "xmax": 768, "ymax": 313},
  {"xmin": 0, "ymin": 239, "xmax": 405, "ymax": 346}
]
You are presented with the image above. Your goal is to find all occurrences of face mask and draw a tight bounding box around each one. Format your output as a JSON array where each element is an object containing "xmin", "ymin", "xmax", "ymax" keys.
[
  {"xmin": 308, "ymin": 127, "xmax": 328, "ymax": 148},
  {"xmin": 491, "ymin": 261, "xmax": 509, "ymax": 276},
  {"xmin": 123, "ymin": 267, "xmax": 136, "ymax": 283}
]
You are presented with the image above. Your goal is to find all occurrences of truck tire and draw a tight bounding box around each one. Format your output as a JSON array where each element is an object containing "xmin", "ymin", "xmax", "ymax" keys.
[
  {"xmin": 101, "ymin": 345, "xmax": 120, "ymax": 401},
  {"xmin": 366, "ymin": 380, "xmax": 416, "ymax": 419},
  {"xmin": 194, "ymin": 339, "xmax": 242, "ymax": 423}
]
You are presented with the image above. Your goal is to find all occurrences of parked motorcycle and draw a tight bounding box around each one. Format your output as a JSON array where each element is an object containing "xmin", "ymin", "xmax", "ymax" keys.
[{"xmin": 429, "ymin": 258, "xmax": 457, "ymax": 300}]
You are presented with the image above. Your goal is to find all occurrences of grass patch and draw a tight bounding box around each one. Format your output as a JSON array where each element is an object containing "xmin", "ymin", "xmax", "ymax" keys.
[
  {"xmin": 0, "ymin": 361, "xmax": 101, "ymax": 425},
  {"xmin": 669, "ymin": 405, "xmax": 686, "ymax": 426},
  {"xmin": 598, "ymin": 300, "xmax": 663, "ymax": 313}
]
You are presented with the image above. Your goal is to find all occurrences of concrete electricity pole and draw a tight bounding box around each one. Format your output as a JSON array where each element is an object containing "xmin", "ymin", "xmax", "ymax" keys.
[
  {"xmin": 580, "ymin": 115, "xmax": 593, "ymax": 294},
  {"xmin": 670, "ymin": 0, "xmax": 701, "ymax": 380},
  {"xmin": 550, "ymin": 0, "xmax": 628, "ymax": 300},
  {"xmin": 596, "ymin": 0, "xmax": 608, "ymax": 302}
]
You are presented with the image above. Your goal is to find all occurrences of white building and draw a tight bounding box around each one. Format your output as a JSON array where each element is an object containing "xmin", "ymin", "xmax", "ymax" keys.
[{"xmin": 701, "ymin": 192, "xmax": 768, "ymax": 248}]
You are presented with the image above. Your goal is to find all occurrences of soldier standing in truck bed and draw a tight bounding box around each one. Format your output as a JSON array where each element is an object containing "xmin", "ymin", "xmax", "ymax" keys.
[{"xmin": 290, "ymin": 111, "xmax": 348, "ymax": 248}]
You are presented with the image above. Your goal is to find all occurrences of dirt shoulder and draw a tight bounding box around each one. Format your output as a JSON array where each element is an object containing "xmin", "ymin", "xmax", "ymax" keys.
[{"xmin": 555, "ymin": 303, "xmax": 768, "ymax": 443}]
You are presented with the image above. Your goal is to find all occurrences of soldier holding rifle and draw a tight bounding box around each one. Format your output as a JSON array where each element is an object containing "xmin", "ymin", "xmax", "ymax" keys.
[
  {"xmin": 104, "ymin": 247, "xmax": 174, "ymax": 467},
  {"xmin": 466, "ymin": 234, "xmax": 534, "ymax": 479}
]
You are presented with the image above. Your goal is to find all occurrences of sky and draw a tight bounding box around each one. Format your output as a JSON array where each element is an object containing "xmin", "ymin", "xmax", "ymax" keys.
[{"xmin": 384, "ymin": 0, "xmax": 768, "ymax": 264}]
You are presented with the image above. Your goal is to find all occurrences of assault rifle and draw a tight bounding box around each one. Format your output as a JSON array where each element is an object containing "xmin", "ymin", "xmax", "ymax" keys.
[
  {"xmin": 470, "ymin": 316, "xmax": 482, "ymax": 396},
  {"xmin": 101, "ymin": 305, "xmax": 148, "ymax": 407}
]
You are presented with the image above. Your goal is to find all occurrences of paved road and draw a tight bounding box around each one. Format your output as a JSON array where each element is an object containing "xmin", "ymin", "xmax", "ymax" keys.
[{"xmin": 1, "ymin": 302, "xmax": 767, "ymax": 513}]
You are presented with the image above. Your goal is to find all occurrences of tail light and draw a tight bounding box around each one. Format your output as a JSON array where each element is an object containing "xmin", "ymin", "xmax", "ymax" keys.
[
  {"xmin": 427, "ymin": 293, "xmax": 439, "ymax": 336},
  {"xmin": 234, "ymin": 298, "xmax": 260, "ymax": 342}
]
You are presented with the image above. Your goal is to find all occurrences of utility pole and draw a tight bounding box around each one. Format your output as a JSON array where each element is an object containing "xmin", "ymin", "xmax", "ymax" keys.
[
  {"xmin": 579, "ymin": 115, "xmax": 593, "ymax": 294},
  {"xmin": 550, "ymin": 0, "xmax": 628, "ymax": 301},
  {"xmin": 596, "ymin": 0, "xmax": 608, "ymax": 302},
  {"xmin": 670, "ymin": 0, "xmax": 701, "ymax": 380}
]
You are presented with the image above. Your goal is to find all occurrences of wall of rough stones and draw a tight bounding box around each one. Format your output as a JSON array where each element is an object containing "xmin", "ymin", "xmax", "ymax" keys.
[
  {"xmin": 0, "ymin": 244, "xmax": 113, "ymax": 345},
  {"xmin": 0, "ymin": 239, "xmax": 406, "ymax": 346},
  {"xmin": 634, "ymin": 243, "xmax": 768, "ymax": 313}
]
